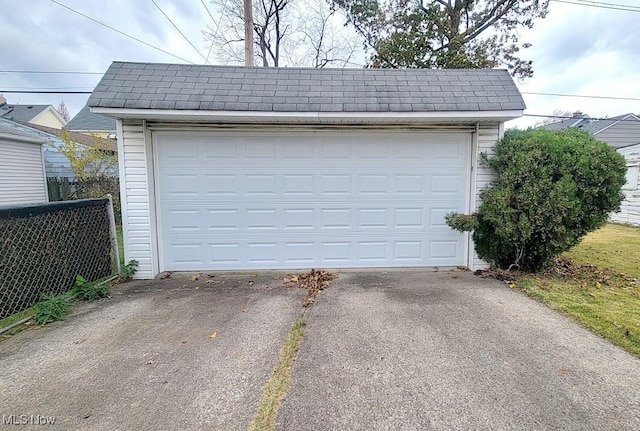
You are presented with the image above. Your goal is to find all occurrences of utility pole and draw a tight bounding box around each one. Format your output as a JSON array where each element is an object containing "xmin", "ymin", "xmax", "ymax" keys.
[{"xmin": 243, "ymin": 0, "xmax": 254, "ymax": 66}]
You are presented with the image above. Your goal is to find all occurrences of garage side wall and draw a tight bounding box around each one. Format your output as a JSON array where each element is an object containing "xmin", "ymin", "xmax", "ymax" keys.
[
  {"xmin": 469, "ymin": 123, "xmax": 502, "ymax": 270},
  {"xmin": 117, "ymin": 120, "xmax": 157, "ymax": 278}
]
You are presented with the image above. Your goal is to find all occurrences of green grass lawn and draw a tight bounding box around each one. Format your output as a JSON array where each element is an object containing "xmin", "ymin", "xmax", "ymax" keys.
[{"xmin": 516, "ymin": 223, "xmax": 640, "ymax": 356}]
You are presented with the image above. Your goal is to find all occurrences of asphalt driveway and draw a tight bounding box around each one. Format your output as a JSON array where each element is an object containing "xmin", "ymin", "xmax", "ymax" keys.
[
  {"xmin": 0, "ymin": 273, "xmax": 304, "ymax": 431},
  {"xmin": 1, "ymin": 270, "xmax": 639, "ymax": 430},
  {"xmin": 278, "ymin": 270, "xmax": 640, "ymax": 431}
]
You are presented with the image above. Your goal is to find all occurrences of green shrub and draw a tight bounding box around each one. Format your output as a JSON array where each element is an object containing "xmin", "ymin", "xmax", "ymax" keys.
[
  {"xmin": 35, "ymin": 292, "xmax": 74, "ymax": 325},
  {"xmin": 73, "ymin": 275, "xmax": 110, "ymax": 301},
  {"xmin": 448, "ymin": 128, "xmax": 626, "ymax": 272},
  {"xmin": 120, "ymin": 260, "xmax": 138, "ymax": 281}
]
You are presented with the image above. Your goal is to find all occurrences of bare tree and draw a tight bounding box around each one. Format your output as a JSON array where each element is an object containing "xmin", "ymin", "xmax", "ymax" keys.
[
  {"xmin": 535, "ymin": 109, "xmax": 578, "ymax": 127},
  {"xmin": 57, "ymin": 100, "xmax": 70, "ymax": 122},
  {"xmin": 203, "ymin": 0, "xmax": 362, "ymax": 67},
  {"xmin": 204, "ymin": 0, "xmax": 291, "ymax": 67},
  {"xmin": 288, "ymin": 1, "xmax": 360, "ymax": 68}
]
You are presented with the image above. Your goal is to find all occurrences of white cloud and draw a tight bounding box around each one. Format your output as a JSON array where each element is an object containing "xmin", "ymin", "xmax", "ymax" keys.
[{"xmin": 508, "ymin": 1, "xmax": 640, "ymax": 129}]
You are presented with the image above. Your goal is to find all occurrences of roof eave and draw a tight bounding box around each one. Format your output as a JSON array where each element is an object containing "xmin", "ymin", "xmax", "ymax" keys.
[
  {"xmin": 90, "ymin": 107, "xmax": 523, "ymax": 124},
  {"xmin": 0, "ymin": 132, "xmax": 46, "ymax": 145}
]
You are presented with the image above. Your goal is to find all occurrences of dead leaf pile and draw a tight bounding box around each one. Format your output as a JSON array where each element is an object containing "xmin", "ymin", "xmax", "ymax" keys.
[
  {"xmin": 284, "ymin": 269, "xmax": 337, "ymax": 307},
  {"xmin": 475, "ymin": 256, "xmax": 637, "ymax": 290},
  {"xmin": 550, "ymin": 257, "xmax": 637, "ymax": 288}
]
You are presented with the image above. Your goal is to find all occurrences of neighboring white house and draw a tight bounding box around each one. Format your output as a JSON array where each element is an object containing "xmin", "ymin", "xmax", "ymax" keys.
[
  {"xmin": 0, "ymin": 118, "xmax": 48, "ymax": 205},
  {"xmin": 89, "ymin": 62, "xmax": 525, "ymax": 278},
  {"xmin": 544, "ymin": 112, "xmax": 640, "ymax": 148},
  {"xmin": 0, "ymin": 119, "xmax": 117, "ymax": 180},
  {"xmin": 610, "ymin": 143, "xmax": 640, "ymax": 226}
]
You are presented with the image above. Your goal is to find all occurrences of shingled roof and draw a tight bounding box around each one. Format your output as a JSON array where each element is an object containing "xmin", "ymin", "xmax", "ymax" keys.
[
  {"xmin": 0, "ymin": 104, "xmax": 52, "ymax": 122},
  {"xmin": 67, "ymin": 105, "xmax": 116, "ymax": 132},
  {"xmin": 88, "ymin": 62, "xmax": 525, "ymax": 113}
]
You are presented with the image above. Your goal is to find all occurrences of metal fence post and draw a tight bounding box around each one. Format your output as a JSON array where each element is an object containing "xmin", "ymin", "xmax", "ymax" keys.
[{"xmin": 107, "ymin": 194, "xmax": 121, "ymax": 275}]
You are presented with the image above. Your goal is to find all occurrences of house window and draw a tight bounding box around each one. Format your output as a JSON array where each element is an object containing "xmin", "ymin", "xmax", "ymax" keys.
[{"xmin": 623, "ymin": 165, "xmax": 639, "ymax": 190}]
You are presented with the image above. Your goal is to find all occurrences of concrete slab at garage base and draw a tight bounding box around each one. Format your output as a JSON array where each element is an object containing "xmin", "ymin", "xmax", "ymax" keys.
[
  {"xmin": 279, "ymin": 270, "xmax": 640, "ymax": 431},
  {"xmin": 0, "ymin": 274, "xmax": 305, "ymax": 431}
]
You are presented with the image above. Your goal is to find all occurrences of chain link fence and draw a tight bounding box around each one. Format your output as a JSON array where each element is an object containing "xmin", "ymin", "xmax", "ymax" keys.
[{"xmin": 0, "ymin": 198, "xmax": 119, "ymax": 319}]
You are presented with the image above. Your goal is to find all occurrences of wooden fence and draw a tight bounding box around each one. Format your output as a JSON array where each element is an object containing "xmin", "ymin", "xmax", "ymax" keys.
[{"xmin": 47, "ymin": 177, "xmax": 120, "ymax": 222}]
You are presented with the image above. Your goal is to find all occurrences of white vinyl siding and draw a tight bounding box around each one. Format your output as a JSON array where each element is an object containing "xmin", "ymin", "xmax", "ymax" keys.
[
  {"xmin": 474, "ymin": 124, "xmax": 501, "ymax": 209},
  {"xmin": 610, "ymin": 144, "xmax": 640, "ymax": 226},
  {"xmin": 117, "ymin": 120, "xmax": 157, "ymax": 278},
  {"xmin": 0, "ymin": 137, "xmax": 47, "ymax": 205}
]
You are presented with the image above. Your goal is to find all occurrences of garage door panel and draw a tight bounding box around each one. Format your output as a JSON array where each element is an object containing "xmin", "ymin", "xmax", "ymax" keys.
[
  {"xmin": 429, "ymin": 240, "xmax": 461, "ymax": 260},
  {"xmin": 321, "ymin": 175, "xmax": 351, "ymax": 195},
  {"xmin": 161, "ymin": 203, "xmax": 467, "ymax": 233},
  {"xmin": 206, "ymin": 174, "xmax": 239, "ymax": 196},
  {"xmin": 284, "ymin": 175, "xmax": 314, "ymax": 195},
  {"xmin": 162, "ymin": 237, "xmax": 467, "ymax": 270},
  {"xmin": 156, "ymin": 132, "xmax": 469, "ymax": 270}
]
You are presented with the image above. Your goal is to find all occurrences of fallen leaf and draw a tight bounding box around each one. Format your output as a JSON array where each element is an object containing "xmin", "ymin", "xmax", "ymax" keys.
[
  {"xmin": 209, "ymin": 332, "xmax": 218, "ymax": 339},
  {"xmin": 74, "ymin": 339, "xmax": 87, "ymax": 345},
  {"xmin": 559, "ymin": 368, "xmax": 569, "ymax": 375},
  {"xmin": 588, "ymin": 292, "xmax": 597, "ymax": 298}
]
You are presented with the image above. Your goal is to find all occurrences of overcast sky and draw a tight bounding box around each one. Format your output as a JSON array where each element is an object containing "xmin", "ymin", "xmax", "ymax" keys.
[{"xmin": 1, "ymin": 0, "xmax": 639, "ymax": 128}]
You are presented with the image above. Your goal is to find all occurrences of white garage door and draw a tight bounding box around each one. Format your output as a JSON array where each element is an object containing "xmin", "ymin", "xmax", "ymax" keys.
[{"xmin": 155, "ymin": 131, "xmax": 470, "ymax": 270}]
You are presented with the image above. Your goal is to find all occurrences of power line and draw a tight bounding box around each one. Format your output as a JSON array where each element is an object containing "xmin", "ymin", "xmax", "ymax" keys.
[
  {"xmin": 150, "ymin": 0, "xmax": 209, "ymax": 63},
  {"xmin": 551, "ymin": 0, "xmax": 640, "ymax": 12},
  {"xmin": 201, "ymin": 0, "xmax": 230, "ymax": 64},
  {"xmin": 521, "ymin": 91, "xmax": 640, "ymax": 102},
  {"xmin": 48, "ymin": 0, "xmax": 195, "ymax": 64},
  {"xmin": 0, "ymin": 70, "xmax": 103, "ymax": 75}
]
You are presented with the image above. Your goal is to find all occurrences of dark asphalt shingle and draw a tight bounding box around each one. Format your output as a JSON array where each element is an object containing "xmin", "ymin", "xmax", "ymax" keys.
[
  {"xmin": 88, "ymin": 62, "xmax": 526, "ymax": 113},
  {"xmin": 66, "ymin": 105, "xmax": 116, "ymax": 132}
]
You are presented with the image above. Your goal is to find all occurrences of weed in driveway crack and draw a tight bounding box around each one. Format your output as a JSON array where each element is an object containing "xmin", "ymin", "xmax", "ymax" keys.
[{"xmin": 249, "ymin": 316, "xmax": 306, "ymax": 431}]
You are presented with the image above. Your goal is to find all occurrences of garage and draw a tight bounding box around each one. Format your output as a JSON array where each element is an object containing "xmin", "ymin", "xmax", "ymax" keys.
[
  {"xmin": 155, "ymin": 131, "xmax": 470, "ymax": 270},
  {"xmin": 88, "ymin": 61, "xmax": 525, "ymax": 278}
]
